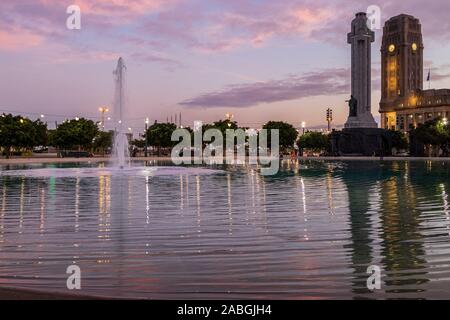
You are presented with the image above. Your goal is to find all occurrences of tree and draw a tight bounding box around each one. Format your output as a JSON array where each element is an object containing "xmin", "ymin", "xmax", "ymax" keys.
[
  {"xmin": 0, "ymin": 114, "xmax": 48, "ymax": 158},
  {"xmin": 33, "ymin": 119, "xmax": 48, "ymax": 147},
  {"xmin": 51, "ymin": 118, "xmax": 99, "ymax": 151},
  {"xmin": 131, "ymin": 138, "xmax": 145, "ymax": 149},
  {"xmin": 93, "ymin": 130, "xmax": 114, "ymax": 155},
  {"xmin": 262, "ymin": 121, "xmax": 298, "ymax": 152},
  {"xmin": 204, "ymin": 119, "xmax": 238, "ymax": 136},
  {"xmin": 145, "ymin": 122, "xmax": 177, "ymax": 155},
  {"xmin": 389, "ymin": 130, "xmax": 408, "ymax": 151},
  {"xmin": 199, "ymin": 120, "xmax": 241, "ymax": 151},
  {"xmin": 298, "ymin": 131, "xmax": 330, "ymax": 153},
  {"xmin": 411, "ymin": 118, "xmax": 449, "ymax": 156}
]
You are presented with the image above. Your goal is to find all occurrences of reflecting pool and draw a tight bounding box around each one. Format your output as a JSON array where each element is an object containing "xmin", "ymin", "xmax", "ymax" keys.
[{"xmin": 1, "ymin": 160, "xmax": 450, "ymax": 299}]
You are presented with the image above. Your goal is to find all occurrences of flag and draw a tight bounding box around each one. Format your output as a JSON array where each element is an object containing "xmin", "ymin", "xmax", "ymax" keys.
[{"xmin": 427, "ymin": 69, "xmax": 431, "ymax": 82}]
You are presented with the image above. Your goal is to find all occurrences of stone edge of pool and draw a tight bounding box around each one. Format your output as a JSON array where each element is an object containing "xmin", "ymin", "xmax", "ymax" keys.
[{"xmin": 0, "ymin": 286, "xmax": 120, "ymax": 300}]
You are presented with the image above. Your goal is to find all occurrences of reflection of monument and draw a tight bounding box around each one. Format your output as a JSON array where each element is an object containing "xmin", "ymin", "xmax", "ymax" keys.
[
  {"xmin": 345, "ymin": 12, "xmax": 378, "ymax": 129},
  {"xmin": 341, "ymin": 163, "xmax": 376, "ymax": 296},
  {"xmin": 331, "ymin": 13, "xmax": 393, "ymax": 156}
]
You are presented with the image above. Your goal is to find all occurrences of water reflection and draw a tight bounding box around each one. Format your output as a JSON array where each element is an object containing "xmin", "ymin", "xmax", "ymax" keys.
[
  {"xmin": 0, "ymin": 160, "xmax": 450, "ymax": 299},
  {"xmin": 339, "ymin": 162, "xmax": 377, "ymax": 297}
]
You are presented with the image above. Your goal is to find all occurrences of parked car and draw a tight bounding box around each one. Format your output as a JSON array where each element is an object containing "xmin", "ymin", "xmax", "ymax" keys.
[
  {"xmin": 33, "ymin": 146, "xmax": 49, "ymax": 153},
  {"xmin": 60, "ymin": 151, "xmax": 94, "ymax": 158}
]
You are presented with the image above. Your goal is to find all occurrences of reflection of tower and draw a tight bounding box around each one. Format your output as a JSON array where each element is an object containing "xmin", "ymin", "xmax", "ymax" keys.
[
  {"xmin": 378, "ymin": 163, "xmax": 428, "ymax": 294},
  {"xmin": 345, "ymin": 12, "xmax": 377, "ymax": 129},
  {"xmin": 380, "ymin": 15, "xmax": 424, "ymax": 130}
]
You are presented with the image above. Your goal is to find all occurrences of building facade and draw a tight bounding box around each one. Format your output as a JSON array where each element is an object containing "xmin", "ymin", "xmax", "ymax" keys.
[{"xmin": 379, "ymin": 14, "xmax": 450, "ymax": 132}]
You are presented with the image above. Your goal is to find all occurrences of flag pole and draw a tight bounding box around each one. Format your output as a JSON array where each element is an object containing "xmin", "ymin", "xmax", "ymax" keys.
[{"xmin": 429, "ymin": 68, "xmax": 431, "ymax": 89}]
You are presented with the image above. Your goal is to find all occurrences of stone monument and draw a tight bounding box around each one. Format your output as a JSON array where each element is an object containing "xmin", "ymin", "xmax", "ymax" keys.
[
  {"xmin": 345, "ymin": 12, "xmax": 378, "ymax": 128},
  {"xmin": 330, "ymin": 12, "xmax": 393, "ymax": 156}
]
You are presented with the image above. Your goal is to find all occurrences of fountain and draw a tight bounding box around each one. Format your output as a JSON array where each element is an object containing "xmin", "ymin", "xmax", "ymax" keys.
[
  {"xmin": 112, "ymin": 57, "xmax": 130, "ymax": 169},
  {"xmin": 0, "ymin": 57, "xmax": 222, "ymax": 179}
]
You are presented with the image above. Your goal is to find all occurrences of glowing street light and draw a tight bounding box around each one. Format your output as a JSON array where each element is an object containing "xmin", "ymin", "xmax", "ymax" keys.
[
  {"xmin": 301, "ymin": 121, "xmax": 306, "ymax": 134},
  {"xmin": 225, "ymin": 113, "xmax": 234, "ymax": 121},
  {"xmin": 443, "ymin": 117, "xmax": 448, "ymax": 126},
  {"xmin": 99, "ymin": 107, "xmax": 109, "ymax": 131}
]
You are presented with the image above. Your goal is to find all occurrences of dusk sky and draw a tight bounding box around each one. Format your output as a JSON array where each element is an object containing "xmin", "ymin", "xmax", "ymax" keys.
[{"xmin": 1, "ymin": 0, "xmax": 450, "ymax": 132}]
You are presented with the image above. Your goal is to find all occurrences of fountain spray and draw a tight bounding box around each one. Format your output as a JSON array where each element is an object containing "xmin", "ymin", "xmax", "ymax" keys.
[{"xmin": 112, "ymin": 57, "xmax": 130, "ymax": 169}]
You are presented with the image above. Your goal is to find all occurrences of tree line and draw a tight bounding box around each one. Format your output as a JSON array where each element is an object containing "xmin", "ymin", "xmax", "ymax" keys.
[{"xmin": 1, "ymin": 113, "xmax": 448, "ymax": 158}]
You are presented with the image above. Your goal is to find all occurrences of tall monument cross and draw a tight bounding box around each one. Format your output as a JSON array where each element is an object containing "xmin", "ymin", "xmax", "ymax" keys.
[{"xmin": 345, "ymin": 12, "xmax": 378, "ymax": 129}]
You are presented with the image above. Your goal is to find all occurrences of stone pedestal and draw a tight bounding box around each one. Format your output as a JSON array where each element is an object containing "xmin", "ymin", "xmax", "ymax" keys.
[{"xmin": 330, "ymin": 128, "xmax": 393, "ymax": 156}]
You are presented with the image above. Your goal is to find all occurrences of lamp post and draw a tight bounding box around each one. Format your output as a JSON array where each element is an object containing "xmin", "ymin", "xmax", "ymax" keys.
[
  {"xmin": 326, "ymin": 108, "xmax": 333, "ymax": 132},
  {"xmin": 144, "ymin": 117, "xmax": 149, "ymax": 157},
  {"xmin": 99, "ymin": 107, "xmax": 109, "ymax": 131},
  {"xmin": 301, "ymin": 121, "xmax": 306, "ymax": 134}
]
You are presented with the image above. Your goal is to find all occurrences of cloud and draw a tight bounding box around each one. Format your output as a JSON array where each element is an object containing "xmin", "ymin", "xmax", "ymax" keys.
[
  {"xmin": 0, "ymin": 0, "xmax": 180, "ymax": 63},
  {"xmin": 75, "ymin": 0, "xmax": 170, "ymax": 16},
  {"xmin": 130, "ymin": 51, "xmax": 183, "ymax": 70},
  {"xmin": 0, "ymin": 27, "xmax": 43, "ymax": 51},
  {"xmin": 2, "ymin": 0, "xmax": 450, "ymax": 64},
  {"xmin": 138, "ymin": 2, "xmax": 337, "ymax": 53},
  {"xmin": 179, "ymin": 68, "xmax": 350, "ymax": 108}
]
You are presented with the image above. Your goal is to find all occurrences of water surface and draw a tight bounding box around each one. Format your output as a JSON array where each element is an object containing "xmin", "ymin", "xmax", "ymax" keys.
[{"xmin": 0, "ymin": 160, "xmax": 449, "ymax": 299}]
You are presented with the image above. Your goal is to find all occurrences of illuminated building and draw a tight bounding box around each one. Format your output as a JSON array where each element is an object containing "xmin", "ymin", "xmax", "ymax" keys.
[{"xmin": 379, "ymin": 14, "xmax": 450, "ymax": 131}]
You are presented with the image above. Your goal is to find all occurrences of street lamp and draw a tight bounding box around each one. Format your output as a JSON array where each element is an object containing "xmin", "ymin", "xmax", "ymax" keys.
[
  {"xmin": 301, "ymin": 121, "xmax": 306, "ymax": 134},
  {"xmin": 99, "ymin": 107, "xmax": 109, "ymax": 131},
  {"xmin": 226, "ymin": 113, "xmax": 234, "ymax": 128},
  {"xmin": 326, "ymin": 108, "xmax": 333, "ymax": 132},
  {"xmin": 443, "ymin": 117, "xmax": 448, "ymax": 126}
]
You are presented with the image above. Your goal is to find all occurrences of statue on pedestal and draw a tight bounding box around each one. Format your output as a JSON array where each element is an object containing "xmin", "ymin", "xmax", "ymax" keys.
[{"xmin": 347, "ymin": 95, "xmax": 358, "ymax": 117}]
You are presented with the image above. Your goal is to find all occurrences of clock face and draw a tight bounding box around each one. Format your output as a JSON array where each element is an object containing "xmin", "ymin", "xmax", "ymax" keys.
[
  {"xmin": 412, "ymin": 43, "xmax": 418, "ymax": 51},
  {"xmin": 388, "ymin": 44, "xmax": 395, "ymax": 53}
]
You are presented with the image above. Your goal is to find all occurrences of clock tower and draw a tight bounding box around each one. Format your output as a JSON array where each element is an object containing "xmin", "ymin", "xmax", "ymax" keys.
[{"xmin": 380, "ymin": 14, "xmax": 424, "ymax": 129}]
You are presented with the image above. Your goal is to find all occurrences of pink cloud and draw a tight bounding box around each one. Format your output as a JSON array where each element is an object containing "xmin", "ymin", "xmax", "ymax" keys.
[
  {"xmin": 0, "ymin": 27, "xmax": 43, "ymax": 51},
  {"xmin": 2, "ymin": 0, "xmax": 450, "ymax": 60},
  {"xmin": 76, "ymin": 0, "xmax": 169, "ymax": 15}
]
